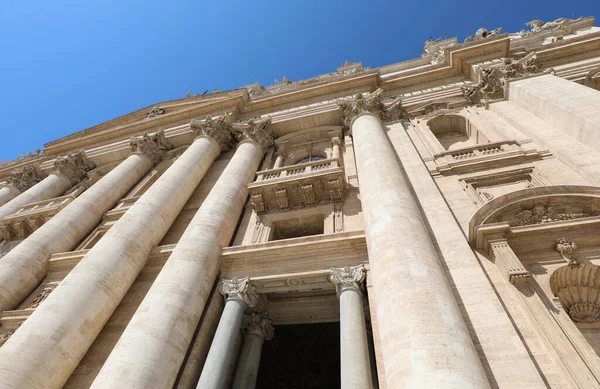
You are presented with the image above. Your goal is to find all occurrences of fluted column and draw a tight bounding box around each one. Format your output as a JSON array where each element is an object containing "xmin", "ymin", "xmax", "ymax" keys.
[
  {"xmin": 89, "ymin": 117, "xmax": 270, "ymax": 389},
  {"xmin": 232, "ymin": 313, "xmax": 274, "ymax": 389},
  {"xmin": 329, "ymin": 265, "xmax": 372, "ymax": 389},
  {"xmin": 339, "ymin": 90, "xmax": 490, "ymax": 388},
  {"xmin": 0, "ymin": 132, "xmax": 171, "ymax": 312},
  {"xmin": 197, "ymin": 278, "xmax": 259, "ymax": 389},
  {"xmin": 0, "ymin": 152, "xmax": 93, "ymax": 221},
  {"xmin": 0, "ymin": 119, "xmax": 227, "ymax": 389}
]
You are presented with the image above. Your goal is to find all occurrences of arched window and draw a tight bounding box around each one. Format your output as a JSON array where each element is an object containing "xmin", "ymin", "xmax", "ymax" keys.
[{"xmin": 294, "ymin": 155, "xmax": 326, "ymax": 165}]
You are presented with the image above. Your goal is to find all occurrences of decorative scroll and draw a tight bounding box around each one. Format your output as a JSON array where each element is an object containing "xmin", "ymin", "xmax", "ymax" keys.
[
  {"xmin": 130, "ymin": 129, "xmax": 173, "ymax": 165},
  {"xmin": 190, "ymin": 114, "xmax": 233, "ymax": 151},
  {"xmin": 220, "ymin": 277, "xmax": 259, "ymax": 308},
  {"xmin": 338, "ymin": 88, "xmax": 408, "ymax": 131},
  {"xmin": 242, "ymin": 313, "xmax": 274, "ymax": 340},
  {"xmin": 7, "ymin": 165, "xmax": 46, "ymax": 192},
  {"xmin": 53, "ymin": 151, "xmax": 95, "ymax": 185},
  {"xmin": 509, "ymin": 203, "xmax": 599, "ymax": 227}
]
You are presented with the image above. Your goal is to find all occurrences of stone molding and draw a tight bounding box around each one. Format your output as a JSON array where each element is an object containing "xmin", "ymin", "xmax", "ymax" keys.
[
  {"xmin": 338, "ymin": 88, "xmax": 408, "ymax": 131},
  {"xmin": 329, "ymin": 265, "xmax": 366, "ymax": 296},
  {"xmin": 461, "ymin": 54, "xmax": 544, "ymax": 105},
  {"xmin": 129, "ymin": 129, "xmax": 173, "ymax": 166},
  {"xmin": 190, "ymin": 113, "xmax": 233, "ymax": 152},
  {"xmin": 232, "ymin": 117, "xmax": 273, "ymax": 152},
  {"xmin": 7, "ymin": 165, "xmax": 46, "ymax": 193},
  {"xmin": 220, "ymin": 277, "xmax": 259, "ymax": 308},
  {"xmin": 53, "ymin": 151, "xmax": 96, "ymax": 185},
  {"xmin": 241, "ymin": 312, "xmax": 274, "ymax": 340}
]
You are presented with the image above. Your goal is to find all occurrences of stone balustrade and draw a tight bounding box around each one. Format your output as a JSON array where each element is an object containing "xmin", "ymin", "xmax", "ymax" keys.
[{"xmin": 256, "ymin": 157, "xmax": 339, "ymax": 182}]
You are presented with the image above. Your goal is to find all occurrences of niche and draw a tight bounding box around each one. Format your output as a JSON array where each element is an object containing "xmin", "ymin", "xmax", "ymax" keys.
[
  {"xmin": 271, "ymin": 214, "xmax": 325, "ymax": 241},
  {"xmin": 427, "ymin": 115, "xmax": 489, "ymax": 151}
]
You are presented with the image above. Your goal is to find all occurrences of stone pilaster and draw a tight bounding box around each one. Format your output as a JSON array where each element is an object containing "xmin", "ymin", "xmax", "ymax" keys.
[
  {"xmin": 90, "ymin": 125, "xmax": 269, "ymax": 389},
  {"xmin": 0, "ymin": 128, "xmax": 222, "ymax": 388},
  {"xmin": 129, "ymin": 129, "xmax": 172, "ymax": 165},
  {"xmin": 330, "ymin": 265, "xmax": 372, "ymax": 389},
  {"xmin": 231, "ymin": 313, "xmax": 274, "ymax": 389},
  {"xmin": 190, "ymin": 114, "xmax": 233, "ymax": 151}
]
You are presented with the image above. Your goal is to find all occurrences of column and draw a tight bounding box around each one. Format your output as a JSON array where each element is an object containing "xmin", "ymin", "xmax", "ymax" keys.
[
  {"xmin": 0, "ymin": 118, "xmax": 228, "ymax": 389},
  {"xmin": 232, "ymin": 313, "xmax": 274, "ymax": 389},
  {"xmin": 339, "ymin": 90, "xmax": 490, "ymax": 388},
  {"xmin": 0, "ymin": 132, "xmax": 169, "ymax": 312},
  {"xmin": 90, "ymin": 118, "xmax": 271, "ymax": 389},
  {"xmin": 0, "ymin": 151, "xmax": 92, "ymax": 221},
  {"xmin": 331, "ymin": 136, "xmax": 341, "ymax": 166},
  {"xmin": 0, "ymin": 165, "xmax": 45, "ymax": 207},
  {"xmin": 273, "ymin": 149, "xmax": 284, "ymax": 168},
  {"xmin": 329, "ymin": 265, "xmax": 372, "ymax": 389},
  {"xmin": 197, "ymin": 277, "xmax": 259, "ymax": 389}
]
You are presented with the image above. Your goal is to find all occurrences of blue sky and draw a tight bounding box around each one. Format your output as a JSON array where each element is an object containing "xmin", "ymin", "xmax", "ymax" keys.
[{"xmin": 1, "ymin": 1, "xmax": 598, "ymax": 161}]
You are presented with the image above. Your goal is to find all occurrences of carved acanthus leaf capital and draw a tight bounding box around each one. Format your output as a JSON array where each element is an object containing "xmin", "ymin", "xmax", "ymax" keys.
[
  {"xmin": 242, "ymin": 313, "xmax": 274, "ymax": 340},
  {"xmin": 190, "ymin": 113, "xmax": 233, "ymax": 151},
  {"xmin": 232, "ymin": 117, "xmax": 273, "ymax": 152},
  {"xmin": 220, "ymin": 277, "xmax": 259, "ymax": 308},
  {"xmin": 338, "ymin": 88, "xmax": 408, "ymax": 131},
  {"xmin": 330, "ymin": 265, "xmax": 366, "ymax": 296},
  {"xmin": 461, "ymin": 54, "xmax": 544, "ymax": 106},
  {"xmin": 53, "ymin": 151, "xmax": 95, "ymax": 185},
  {"xmin": 7, "ymin": 165, "xmax": 46, "ymax": 192},
  {"xmin": 129, "ymin": 130, "xmax": 173, "ymax": 165}
]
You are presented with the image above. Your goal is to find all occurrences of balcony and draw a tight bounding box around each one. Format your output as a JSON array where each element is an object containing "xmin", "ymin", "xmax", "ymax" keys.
[
  {"xmin": 248, "ymin": 158, "xmax": 345, "ymax": 214},
  {"xmin": 0, "ymin": 194, "xmax": 75, "ymax": 240}
]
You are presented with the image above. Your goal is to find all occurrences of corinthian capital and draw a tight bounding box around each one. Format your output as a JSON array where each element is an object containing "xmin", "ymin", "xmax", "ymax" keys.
[
  {"xmin": 7, "ymin": 165, "xmax": 46, "ymax": 192},
  {"xmin": 338, "ymin": 88, "xmax": 408, "ymax": 131},
  {"xmin": 53, "ymin": 151, "xmax": 95, "ymax": 185},
  {"xmin": 232, "ymin": 117, "xmax": 273, "ymax": 152},
  {"xmin": 242, "ymin": 313, "xmax": 274, "ymax": 340},
  {"xmin": 330, "ymin": 265, "xmax": 366, "ymax": 296},
  {"xmin": 220, "ymin": 277, "xmax": 259, "ymax": 308},
  {"xmin": 129, "ymin": 129, "xmax": 173, "ymax": 165},
  {"xmin": 190, "ymin": 113, "xmax": 233, "ymax": 151}
]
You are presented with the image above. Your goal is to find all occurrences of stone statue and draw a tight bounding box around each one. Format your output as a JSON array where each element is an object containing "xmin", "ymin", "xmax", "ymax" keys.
[
  {"xmin": 520, "ymin": 17, "xmax": 582, "ymax": 36},
  {"xmin": 464, "ymin": 27, "xmax": 503, "ymax": 43}
]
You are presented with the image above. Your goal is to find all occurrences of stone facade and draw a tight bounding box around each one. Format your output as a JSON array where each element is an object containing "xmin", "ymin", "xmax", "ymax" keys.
[{"xmin": 0, "ymin": 15, "xmax": 600, "ymax": 389}]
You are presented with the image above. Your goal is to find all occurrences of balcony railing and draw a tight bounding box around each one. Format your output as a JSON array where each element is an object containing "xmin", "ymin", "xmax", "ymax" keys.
[{"xmin": 256, "ymin": 158, "xmax": 339, "ymax": 182}]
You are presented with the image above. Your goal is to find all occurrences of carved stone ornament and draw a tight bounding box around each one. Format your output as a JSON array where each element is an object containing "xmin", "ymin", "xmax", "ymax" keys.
[
  {"xmin": 146, "ymin": 106, "xmax": 165, "ymax": 118},
  {"xmin": 53, "ymin": 151, "xmax": 96, "ymax": 185},
  {"xmin": 519, "ymin": 17, "xmax": 582, "ymax": 37},
  {"xmin": 190, "ymin": 113, "xmax": 233, "ymax": 151},
  {"xmin": 422, "ymin": 37, "xmax": 457, "ymax": 65},
  {"xmin": 232, "ymin": 117, "xmax": 273, "ymax": 152},
  {"xmin": 462, "ymin": 54, "xmax": 544, "ymax": 106},
  {"xmin": 220, "ymin": 277, "xmax": 259, "ymax": 308},
  {"xmin": 329, "ymin": 265, "xmax": 366, "ymax": 296},
  {"xmin": 508, "ymin": 203, "xmax": 599, "ymax": 227},
  {"xmin": 464, "ymin": 27, "xmax": 503, "ymax": 43},
  {"xmin": 555, "ymin": 237, "xmax": 579, "ymax": 267},
  {"xmin": 15, "ymin": 149, "xmax": 41, "ymax": 162},
  {"xmin": 242, "ymin": 312, "xmax": 274, "ymax": 340},
  {"xmin": 28, "ymin": 286, "xmax": 55, "ymax": 309},
  {"xmin": 551, "ymin": 262, "xmax": 600, "ymax": 323},
  {"xmin": 338, "ymin": 88, "xmax": 408, "ymax": 131},
  {"xmin": 129, "ymin": 129, "xmax": 173, "ymax": 165},
  {"xmin": 7, "ymin": 165, "xmax": 46, "ymax": 192}
]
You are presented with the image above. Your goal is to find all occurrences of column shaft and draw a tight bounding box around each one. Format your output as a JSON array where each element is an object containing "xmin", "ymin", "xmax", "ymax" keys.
[
  {"xmin": 0, "ymin": 137, "xmax": 220, "ymax": 389},
  {"xmin": 197, "ymin": 299, "xmax": 246, "ymax": 389},
  {"xmin": 0, "ymin": 153, "xmax": 152, "ymax": 311},
  {"xmin": 231, "ymin": 333, "xmax": 264, "ymax": 389},
  {"xmin": 339, "ymin": 287, "xmax": 372, "ymax": 389},
  {"xmin": 0, "ymin": 186, "xmax": 20, "ymax": 207},
  {"xmin": 90, "ymin": 141, "xmax": 264, "ymax": 388},
  {"xmin": 273, "ymin": 153, "xmax": 283, "ymax": 169},
  {"xmin": 351, "ymin": 113, "xmax": 489, "ymax": 388},
  {"xmin": 0, "ymin": 173, "xmax": 71, "ymax": 221}
]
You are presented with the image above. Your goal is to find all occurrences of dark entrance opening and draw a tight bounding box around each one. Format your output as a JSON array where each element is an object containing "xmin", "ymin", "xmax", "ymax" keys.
[{"xmin": 255, "ymin": 322, "xmax": 340, "ymax": 388}]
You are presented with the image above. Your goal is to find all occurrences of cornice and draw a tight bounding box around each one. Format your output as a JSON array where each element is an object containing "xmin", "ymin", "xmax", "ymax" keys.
[{"xmin": 42, "ymin": 94, "xmax": 247, "ymax": 157}]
